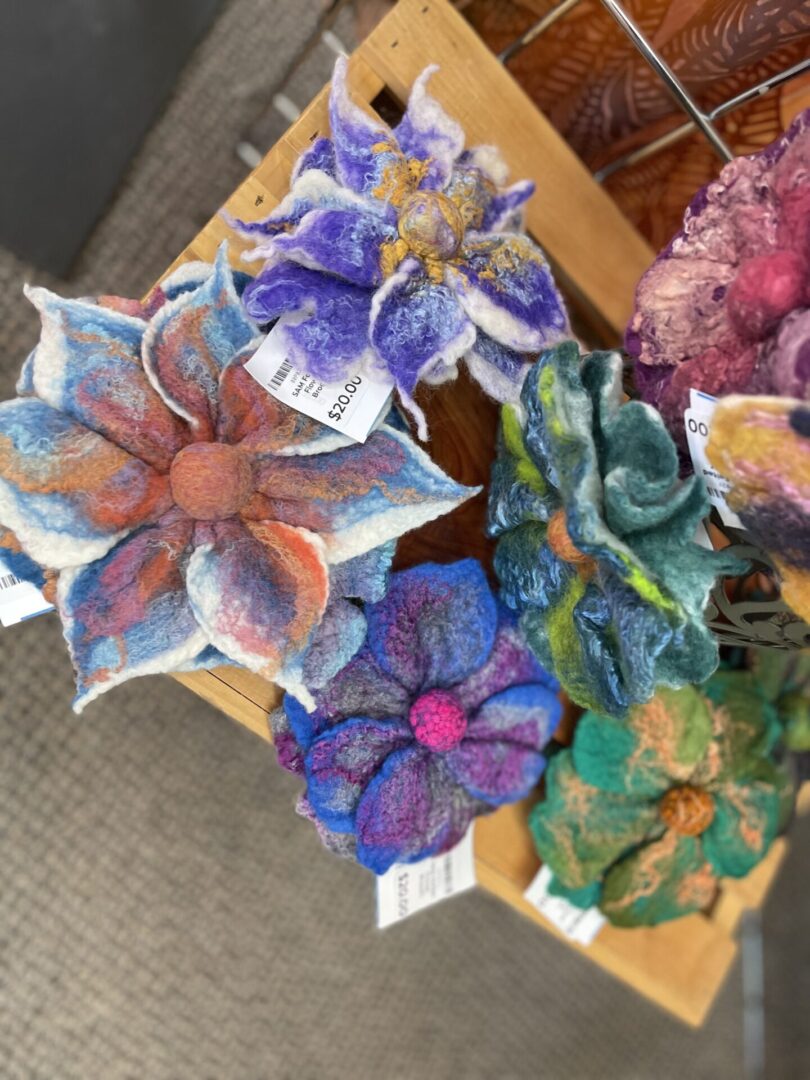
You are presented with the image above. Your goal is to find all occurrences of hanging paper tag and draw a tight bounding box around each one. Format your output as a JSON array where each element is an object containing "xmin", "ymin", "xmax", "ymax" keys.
[
  {"xmin": 684, "ymin": 390, "xmax": 743, "ymax": 530},
  {"xmin": 0, "ymin": 559, "xmax": 53, "ymax": 628},
  {"xmin": 376, "ymin": 826, "xmax": 476, "ymax": 929},
  {"xmin": 245, "ymin": 319, "xmax": 393, "ymax": 444},
  {"xmin": 523, "ymin": 865, "xmax": 605, "ymax": 946}
]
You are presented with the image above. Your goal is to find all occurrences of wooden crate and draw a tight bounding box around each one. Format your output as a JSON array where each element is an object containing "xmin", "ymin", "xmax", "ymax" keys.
[{"xmin": 164, "ymin": 0, "xmax": 792, "ymax": 1029}]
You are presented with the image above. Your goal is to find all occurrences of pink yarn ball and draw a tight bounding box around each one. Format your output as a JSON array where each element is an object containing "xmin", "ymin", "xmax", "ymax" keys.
[{"xmin": 408, "ymin": 688, "xmax": 468, "ymax": 752}]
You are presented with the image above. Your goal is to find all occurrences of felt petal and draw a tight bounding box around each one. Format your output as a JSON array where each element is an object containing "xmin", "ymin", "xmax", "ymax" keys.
[
  {"xmin": 695, "ymin": 670, "xmax": 782, "ymax": 786},
  {"xmin": 292, "ymin": 136, "xmax": 337, "ymax": 182},
  {"xmin": 142, "ymin": 244, "xmax": 258, "ymax": 438},
  {"xmin": 447, "ymin": 234, "xmax": 568, "ymax": 352},
  {"xmin": 217, "ymin": 341, "xmax": 352, "ymax": 455},
  {"xmin": 0, "ymin": 398, "xmax": 172, "ymax": 569},
  {"xmin": 58, "ymin": 513, "xmax": 207, "ymax": 712},
  {"xmin": 355, "ymin": 746, "xmax": 479, "ymax": 873},
  {"xmin": 24, "ymin": 287, "xmax": 187, "ymax": 473},
  {"xmin": 184, "ymin": 517, "xmax": 329, "ymax": 691},
  {"xmin": 572, "ymin": 686, "xmax": 714, "ymax": 799},
  {"xmin": 329, "ymin": 540, "xmax": 395, "ymax": 602},
  {"xmin": 455, "ymin": 609, "xmax": 558, "ymax": 713},
  {"xmin": 445, "ymin": 685, "xmax": 560, "ymax": 803},
  {"xmin": 241, "ymin": 261, "xmax": 374, "ymax": 382},
  {"xmin": 296, "ymin": 792, "xmax": 358, "ymax": 859},
  {"xmin": 701, "ymin": 765, "xmax": 788, "ymax": 879},
  {"xmin": 305, "ymin": 717, "xmax": 413, "ymax": 832},
  {"xmin": 366, "ymin": 559, "xmax": 497, "ymax": 695},
  {"xmin": 329, "ymin": 57, "xmax": 412, "ymax": 204},
  {"xmin": 481, "ymin": 180, "xmax": 535, "ymax": 232},
  {"xmin": 369, "ymin": 258, "xmax": 476, "ymax": 438},
  {"xmin": 393, "ymin": 65, "xmax": 464, "ymax": 191},
  {"xmin": 601, "ymin": 831, "xmax": 717, "ymax": 927},
  {"xmin": 272, "ymin": 207, "xmax": 397, "ymax": 287},
  {"xmin": 465, "ymin": 331, "xmax": 530, "ymax": 404},
  {"xmin": 251, "ymin": 424, "xmax": 476, "ymax": 563},
  {"xmin": 301, "ymin": 597, "xmax": 367, "ymax": 690},
  {"xmin": 530, "ymin": 752, "xmax": 657, "ymax": 891},
  {"xmin": 0, "ymin": 532, "xmax": 46, "ymax": 591}
]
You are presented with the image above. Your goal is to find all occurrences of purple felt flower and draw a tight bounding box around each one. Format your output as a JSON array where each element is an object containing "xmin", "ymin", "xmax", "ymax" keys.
[
  {"xmin": 230, "ymin": 61, "xmax": 569, "ymax": 439},
  {"xmin": 271, "ymin": 559, "xmax": 561, "ymax": 874}
]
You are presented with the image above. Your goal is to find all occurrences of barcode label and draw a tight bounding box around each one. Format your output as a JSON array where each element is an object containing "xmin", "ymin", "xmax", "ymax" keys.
[
  {"xmin": 684, "ymin": 394, "xmax": 743, "ymax": 530},
  {"xmin": 0, "ymin": 558, "xmax": 53, "ymax": 627},
  {"xmin": 0, "ymin": 573, "xmax": 21, "ymax": 590},
  {"xmin": 270, "ymin": 358, "xmax": 292, "ymax": 390}
]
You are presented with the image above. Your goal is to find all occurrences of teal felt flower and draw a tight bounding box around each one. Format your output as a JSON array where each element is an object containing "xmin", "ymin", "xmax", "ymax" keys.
[
  {"xmin": 750, "ymin": 647, "xmax": 810, "ymax": 753},
  {"xmin": 487, "ymin": 340, "xmax": 743, "ymax": 717},
  {"xmin": 531, "ymin": 673, "xmax": 794, "ymax": 927}
]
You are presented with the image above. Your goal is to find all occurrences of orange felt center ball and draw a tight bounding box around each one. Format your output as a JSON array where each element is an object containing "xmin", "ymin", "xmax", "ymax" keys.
[
  {"xmin": 658, "ymin": 784, "xmax": 715, "ymax": 837},
  {"xmin": 170, "ymin": 442, "xmax": 253, "ymax": 520}
]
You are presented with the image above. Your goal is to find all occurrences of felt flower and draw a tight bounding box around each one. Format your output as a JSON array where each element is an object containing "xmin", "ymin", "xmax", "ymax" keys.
[
  {"xmin": 0, "ymin": 245, "xmax": 474, "ymax": 710},
  {"xmin": 627, "ymin": 108, "xmax": 810, "ymax": 453},
  {"xmin": 271, "ymin": 559, "xmax": 562, "ymax": 874},
  {"xmin": 531, "ymin": 673, "xmax": 794, "ymax": 927},
  {"xmin": 707, "ymin": 395, "xmax": 810, "ymax": 624},
  {"xmin": 750, "ymin": 646, "xmax": 810, "ymax": 753},
  {"xmin": 230, "ymin": 59, "xmax": 569, "ymax": 439},
  {"xmin": 487, "ymin": 340, "xmax": 743, "ymax": 717}
]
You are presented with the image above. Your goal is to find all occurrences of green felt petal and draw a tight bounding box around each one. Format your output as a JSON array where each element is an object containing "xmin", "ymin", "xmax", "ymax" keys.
[
  {"xmin": 695, "ymin": 671, "xmax": 782, "ymax": 786},
  {"xmin": 601, "ymin": 832, "xmax": 717, "ymax": 927},
  {"xmin": 548, "ymin": 874, "xmax": 602, "ymax": 910},
  {"xmin": 530, "ymin": 752, "xmax": 657, "ymax": 891},
  {"xmin": 573, "ymin": 685, "xmax": 713, "ymax": 799},
  {"xmin": 702, "ymin": 762, "xmax": 792, "ymax": 879}
]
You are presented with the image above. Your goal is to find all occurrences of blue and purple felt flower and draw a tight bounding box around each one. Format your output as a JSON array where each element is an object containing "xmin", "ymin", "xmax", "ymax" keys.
[
  {"xmin": 271, "ymin": 559, "xmax": 561, "ymax": 873},
  {"xmin": 231, "ymin": 60, "xmax": 569, "ymax": 439}
]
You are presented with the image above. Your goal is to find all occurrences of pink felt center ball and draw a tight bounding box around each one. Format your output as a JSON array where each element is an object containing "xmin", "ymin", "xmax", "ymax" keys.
[
  {"xmin": 727, "ymin": 250, "xmax": 807, "ymax": 342},
  {"xmin": 408, "ymin": 689, "xmax": 468, "ymax": 752},
  {"xmin": 170, "ymin": 441, "xmax": 253, "ymax": 520}
]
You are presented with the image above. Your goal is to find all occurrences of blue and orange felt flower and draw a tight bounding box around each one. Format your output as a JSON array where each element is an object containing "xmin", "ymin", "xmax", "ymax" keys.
[
  {"xmin": 231, "ymin": 59, "xmax": 568, "ymax": 438},
  {"xmin": 0, "ymin": 245, "xmax": 474, "ymax": 710}
]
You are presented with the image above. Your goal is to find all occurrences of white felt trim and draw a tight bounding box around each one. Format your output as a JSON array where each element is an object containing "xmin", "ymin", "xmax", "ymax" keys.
[
  {"xmin": 57, "ymin": 567, "xmax": 211, "ymax": 714},
  {"xmin": 462, "ymin": 144, "xmax": 510, "ymax": 187},
  {"xmin": 446, "ymin": 264, "xmax": 542, "ymax": 353},
  {"xmin": 159, "ymin": 259, "xmax": 214, "ymax": 294},
  {"xmin": 0, "ymin": 475, "xmax": 127, "ymax": 570},
  {"xmin": 488, "ymin": 180, "xmax": 535, "ymax": 232},
  {"xmin": 465, "ymin": 346, "xmax": 529, "ymax": 405},
  {"xmin": 184, "ymin": 526, "xmax": 330, "ymax": 681},
  {"xmin": 400, "ymin": 64, "xmax": 464, "ymax": 188},
  {"xmin": 322, "ymin": 424, "xmax": 479, "ymax": 562},
  {"xmin": 331, "ymin": 55, "xmax": 391, "ymax": 150}
]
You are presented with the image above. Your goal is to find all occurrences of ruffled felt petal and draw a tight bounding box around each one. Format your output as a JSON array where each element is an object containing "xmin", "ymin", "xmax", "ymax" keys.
[
  {"xmin": 600, "ymin": 831, "xmax": 717, "ymax": 927},
  {"xmin": 455, "ymin": 608, "xmax": 558, "ymax": 714},
  {"xmin": 296, "ymin": 792, "xmax": 358, "ymax": 860},
  {"xmin": 305, "ymin": 717, "xmax": 413, "ymax": 832},
  {"xmin": 481, "ymin": 180, "xmax": 535, "ymax": 232},
  {"xmin": 393, "ymin": 65, "xmax": 464, "ymax": 191},
  {"xmin": 369, "ymin": 258, "xmax": 476, "ymax": 438},
  {"xmin": 292, "ymin": 136, "xmax": 337, "ymax": 182},
  {"xmin": 701, "ymin": 764, "xmax": 789, "ymax": 879},
  {"xmin": 366, "ymin": 559, "xmax": 497, "ymax": 695},
  {"xmin": 301, "ymin": 597, "xmax": 367, "ymax": 691},
  {"xmin": 250, "ymin": 424, "xmax": 475, "ymax": 563},
  {"xmin": 447, "ymin": 234, "xmax": 568, "ymax": 352},
  {"xmin": 58, "ymin": 512, "xmax": 207, "ymax": 712},
  {"xmin": 465, "ymin": 330, "xmax": 530, "ymax": 404},
  {"xmin": 216, "ymin": 342, "xmax": 351, "ymax": 456},
  {"xmin": 530, "ymin": 752, "xmax": 657, "ymax": 891},
  {"xmin": 445, "ymin": 684, "xmax": 559, "ymax": 804},
  {"xmin": 272, "ymin": 207, "xmax": 397, "ymax": 288},
  {"xmin": 572, "ymin": 687, "xmax": 714, "ymax": 799},
  {"xmin": 24, "ymin": 287, "xmax": 187, "ymax": 473},
  {"xmin": 142, "ymin": 244, "xmax": 258, "ymax": 439},
  {"xmin": 184, "ymin": 517, "xmax": 329, "ymax": 692},
  {"xmin": 241, "ymin": 261, "xmax": 374, "ymax": 382},
  {"xmin": 329, "ymin": 540, "xmax": 394, "ymax": 603},
  {"xmin": 355, "ymin": 746, "xmax": 480, "ymax": 873},
  {"xmin": 0, "ymin": 397, "xmax": 172, "ymax": 569},
  {"xmin": 329, "ymin": 57, "xmax": 412, "ymax": 205}
]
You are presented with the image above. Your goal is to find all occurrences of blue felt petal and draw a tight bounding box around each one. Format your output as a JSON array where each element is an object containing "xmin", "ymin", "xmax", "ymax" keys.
[
  {"xmin": 0, "ymin": 544, "xmax": 46, "ymax": 590},
  {"xmin": 481, "ymin": 180, "xmax": 535, "ymax": 232},
  {"xmin": 366, "ymin": 559, "xmax": 498, "ymax": 695},
  {"xmin": 273, "ymin": 207, "xmax": 397, "ymax": 287},
  {"xmin": 291, "ymin": 136, "xmax": 337, "ymax": 182},
  {"xmin": 393, "ymin": 65, "xmax": 464, "ymax": 191}
]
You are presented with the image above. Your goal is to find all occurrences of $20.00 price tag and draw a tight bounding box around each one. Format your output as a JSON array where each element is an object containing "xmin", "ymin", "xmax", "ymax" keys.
[
  {"xmin": 246, "ymin": 318, "xmax": 393, "ymax": 444},
  {"xmin": 376, "ymin": 827, "xmax": 476, "ymax": 929}
]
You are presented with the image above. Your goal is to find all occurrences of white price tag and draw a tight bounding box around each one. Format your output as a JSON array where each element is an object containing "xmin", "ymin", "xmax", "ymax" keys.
[
  {"xmin": 0, "ymin": 559, "xmax": 53, "ymax": 628},
  {"xmin": 684, "ymin": 390, "xmax": 743, "ymax": 530},
  {"xmin": 376, "ymin": 827, "xmax": 476, "ymax": 929},
  {"xmin": 524, "ymin": 865, "xmax": 605, "ymax": 946},
  {"xmin": 246, "ymin": 318, "xmax": 393, "ymax": 444}
]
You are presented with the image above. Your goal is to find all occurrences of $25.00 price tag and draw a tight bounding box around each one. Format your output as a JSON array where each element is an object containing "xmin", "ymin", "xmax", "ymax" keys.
[{"xmin": 245, "ymin": 318, "xmax": 393, "ymax": 444}]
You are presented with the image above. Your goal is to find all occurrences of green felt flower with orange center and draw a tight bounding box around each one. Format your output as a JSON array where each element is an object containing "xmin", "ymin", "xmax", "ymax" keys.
[{"xmin": 531, "ymin": 670, "xmax": 794, "ymax": 927}]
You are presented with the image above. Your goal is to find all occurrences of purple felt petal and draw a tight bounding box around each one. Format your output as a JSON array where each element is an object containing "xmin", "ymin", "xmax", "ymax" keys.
[
  {"xmin": 465, "ymin": 330, "xmax": 530, "ymax": 403},
  {"xmin": 329, "ymin": 57, "xmax": 409, "ymax": 202},
  {"xmin": 481, "ymin": 180, "xmax": 535, "ymax": 232},
  {"xmin": 301, "ymin": 597, "xmax": 367, "ymax": 690},
  {"xmin": 355, "ymin": 746, "xmax": 479, "ymax": 872},
  {"xmin": 466, "ymin": 683, "xmax": 560, "ymax": 747},
  {"xmin": 329, "ymin": 541, "xmax": 395, "ymax": 602},
  {"xmin": 455, "ymin": 610, "xmax": 558, "ymax": 713},
  {"xmin": 305, "ymin": 717, "xmax": 413, "ymax": 832},
  {"xmin": 272, "ymin": 207, "xmax": 397, "ymax": 287},
  {"xmin": 393, "ymin": 65, "xmax": 464, "ymax": 191},
  {"xmin": 366, "ymin": 559, "xmax": 497, "ymax": 696},
  {"xmin": 242, "ymin": 261, "xmax": 374, "ymax": 382},
  {"xmin": 444, "ymin": 737, "xmax": 546, "ymax": 805},
  {"xmin": 292, "ymin": 136, "xmax": 337, "ymax": 182},
  {"xmin": 447, "ymin": 234, "xmax": 568, "ymax": 352}
]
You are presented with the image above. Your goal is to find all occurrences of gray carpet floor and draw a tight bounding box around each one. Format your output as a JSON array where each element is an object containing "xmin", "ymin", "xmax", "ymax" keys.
[{"xmin": 1, "ymin": 1, "xmax": 808, "ymax": 1076}]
